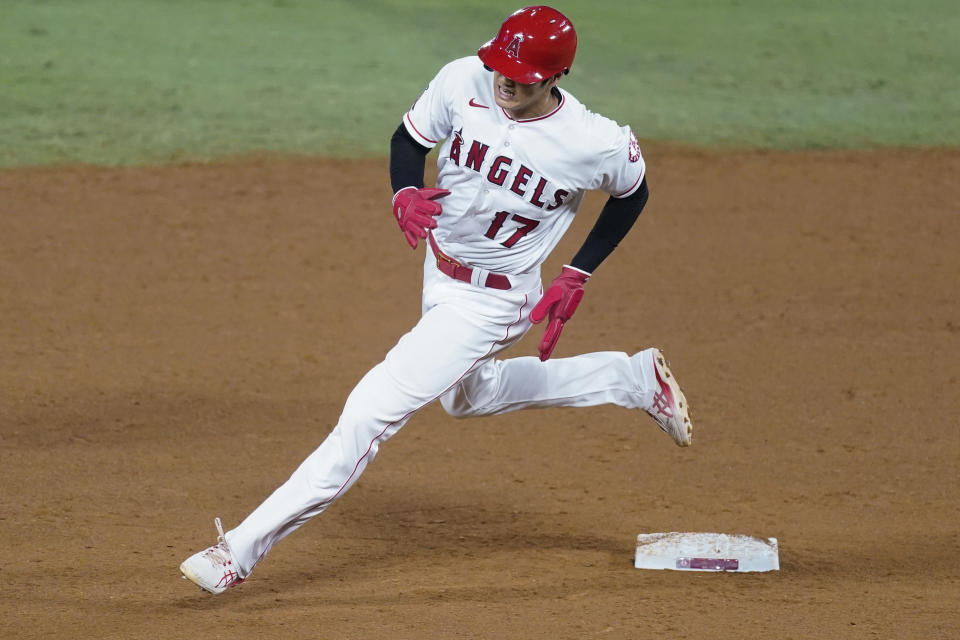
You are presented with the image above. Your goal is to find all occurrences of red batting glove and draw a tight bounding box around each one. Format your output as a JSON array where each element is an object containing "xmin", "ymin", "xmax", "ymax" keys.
[
  {"xmin": 392, "ymin": 187, "xmax": 451, "ymax": 249},
  {"xmin": 529, "ymin": 266, "xmax": 590, "ymax": 361}
]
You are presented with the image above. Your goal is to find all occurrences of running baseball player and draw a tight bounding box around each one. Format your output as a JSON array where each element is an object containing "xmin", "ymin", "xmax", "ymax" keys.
[{"xmin": 180, "ymin": 5, "xmax": 692, "ymax": 594}]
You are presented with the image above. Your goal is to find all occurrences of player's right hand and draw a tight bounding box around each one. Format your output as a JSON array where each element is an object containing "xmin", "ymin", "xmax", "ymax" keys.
[{"xmin": 392, "ymin": 187, "xmax": 451, "ymax": 249}]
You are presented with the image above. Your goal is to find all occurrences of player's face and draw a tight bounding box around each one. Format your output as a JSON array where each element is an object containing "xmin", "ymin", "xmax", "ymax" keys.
[{"xmin": 492, "ymin": 72, "xmax": 559, "ymax": 120}]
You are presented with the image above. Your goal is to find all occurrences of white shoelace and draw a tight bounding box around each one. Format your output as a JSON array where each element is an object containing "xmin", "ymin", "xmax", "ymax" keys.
[{"xmin": 202, "ymin": 517, "xmax": 235, "ymax": 567}]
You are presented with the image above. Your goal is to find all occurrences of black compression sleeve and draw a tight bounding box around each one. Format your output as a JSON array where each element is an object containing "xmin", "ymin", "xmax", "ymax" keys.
[
  {"xmin": 570, "ymin": 177, "xmax": 649, "ymax": 273},
  {"xmin": 390, "ymin": 123, "xmax": 431, "ymax": 193}
]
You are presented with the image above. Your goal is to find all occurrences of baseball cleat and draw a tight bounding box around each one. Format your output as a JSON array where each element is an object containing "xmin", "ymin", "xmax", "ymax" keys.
[
  {"xmin": 645, "ymin": 349, "xmax": 693, "ymax": 447},
  {"xmin": 179, "ymin": 517, "xmax": 244, "ymax": 594}
]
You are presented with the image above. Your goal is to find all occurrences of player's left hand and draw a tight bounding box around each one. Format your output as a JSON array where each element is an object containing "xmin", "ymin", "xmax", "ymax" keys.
[
  {"xmin": 530, "ymin": 266, "xmax": 590, "ymax": 361},
  {"xmin": 392, "ymin": 187, "xmax": 451, "ymax": 249}
]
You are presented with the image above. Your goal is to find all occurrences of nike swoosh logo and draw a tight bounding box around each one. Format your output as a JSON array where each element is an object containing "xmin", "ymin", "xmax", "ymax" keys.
[{"xmin": 468, "ymin": 98, "xmax": 489, "ymax": 109}]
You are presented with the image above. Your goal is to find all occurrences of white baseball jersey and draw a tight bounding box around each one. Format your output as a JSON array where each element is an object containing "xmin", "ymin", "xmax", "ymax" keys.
[{"xmin": 403, "ymin": 56, "xmax": 646, "ymax": 275}]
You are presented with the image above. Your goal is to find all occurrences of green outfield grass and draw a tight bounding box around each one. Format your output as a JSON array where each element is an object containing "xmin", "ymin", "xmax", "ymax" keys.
[{"xmin": 1, "ymin": 0, "xmax": 958, "ymax": 166}]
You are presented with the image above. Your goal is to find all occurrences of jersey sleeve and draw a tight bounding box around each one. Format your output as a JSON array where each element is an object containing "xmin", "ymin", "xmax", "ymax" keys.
[
  {"xmin": 591, "ymin": 125, "xmax": 646, "ymax": 198},
  {"xmin": 402, "ymin": 60, "xmax": 459, "ymax": 149}
]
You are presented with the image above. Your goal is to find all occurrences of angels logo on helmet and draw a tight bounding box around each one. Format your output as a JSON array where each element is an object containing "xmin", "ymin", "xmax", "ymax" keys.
[{"xmin": 505, "ymin": 35, "xmax": 523, "ymax": 58}]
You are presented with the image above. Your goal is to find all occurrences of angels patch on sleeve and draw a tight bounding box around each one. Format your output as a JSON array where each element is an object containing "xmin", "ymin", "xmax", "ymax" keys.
[{"xmin": 628, "ymin": 129, "xmax": 642, "ymax": 163}]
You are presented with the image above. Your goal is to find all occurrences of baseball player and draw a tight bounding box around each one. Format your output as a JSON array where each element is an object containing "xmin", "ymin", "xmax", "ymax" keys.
[{"xmin": 180, "ymin": 5, "xmax": 692, "ymax": 595}]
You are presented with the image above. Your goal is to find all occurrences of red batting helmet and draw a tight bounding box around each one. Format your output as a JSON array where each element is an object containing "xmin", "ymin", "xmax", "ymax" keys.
[{"xmin": 477, "ymin": 6, "xmax": 577, "ymax": 84}]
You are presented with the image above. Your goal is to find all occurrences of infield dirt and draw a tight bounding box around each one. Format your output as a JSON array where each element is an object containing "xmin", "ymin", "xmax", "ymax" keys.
[{"xmin": 2, "ymin": 147, "xmax": 958, "ymax": 639}]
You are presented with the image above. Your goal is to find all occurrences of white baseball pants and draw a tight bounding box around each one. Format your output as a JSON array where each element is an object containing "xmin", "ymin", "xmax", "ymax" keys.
[{"xmin": 224, "ymin": 251, "xmax": 661, "ymax": 576}]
